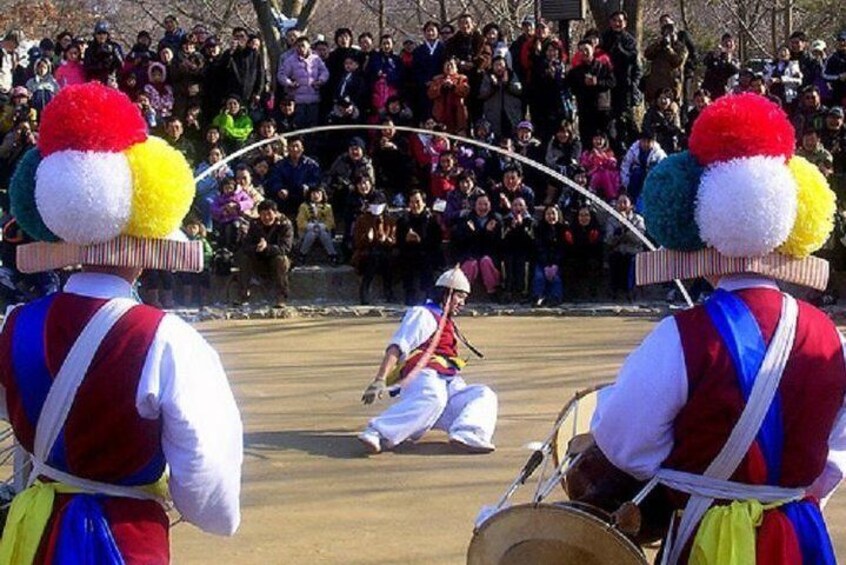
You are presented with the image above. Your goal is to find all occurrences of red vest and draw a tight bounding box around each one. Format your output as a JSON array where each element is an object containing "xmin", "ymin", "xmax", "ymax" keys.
[
  {"xmin": 400, "ymin": 305, "xmax": 460, "ymax": 378},
  {"xmin": 665, "ymin": 288, "xmax": 846, "ymax": 490}
]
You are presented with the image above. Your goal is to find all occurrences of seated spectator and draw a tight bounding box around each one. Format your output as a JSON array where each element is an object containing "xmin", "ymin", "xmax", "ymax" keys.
[
  {"xmin": 380, "ymin": 95, "xmax": 415, "ymax": 129},
  {"xmin": 427, "ymin": 57, "xmax": 470, "ymax": 135},
  {"xmin": 792, "ymin": 85, "xmax": 828, "ymax": 139},
  {"xmin": 558, "ymin": 165, "xmax": 592, "ymax": 219},
  {"xmin": 54, "ymin": 42, "xmax": 86, "ymax": 87},
  {"xmin": 25, "ymin": 58, "xmax": 59, "ymax": 113},
  {"xmin": 733, "ymin": 67, "xmax": 756, "ymax": 94},
  {"xmin": 701, "ymin": 33, "xmax": 740, "ymax": 99},
  {"xmin": 604, "ymin": 195, "xmax": 645, "ymax": 301},
  {"xmin": 211, "ymin": 176, "xmax": 253, "ymax": 250},
  {"xmin": 163, "ymin": 116, "xmax": 198, "ymax": 166},
  {"xmin": 251, "ymin": 156, "xmax": 273, "ymax": 189},
  {"xmin": 500, "ymin": 196, "xmax": 535, "ymax": 302},
  {"xmin": 140, "ymin": 270, "xmax": 176, "ymax": 309},
  {"xmin": 430, "ymin": 149, "xmax": 462, "ymax": 202},
  {"xmin": 143, "ymin": 62, "xmax": 174, "ymax": 122},
  {"xmin": 351, "ymin": 196, "xmax": 396, "ymax": 304},
  {"xmin": 236, "ymin": 199, "xmax": 293, "ymax": 306},
  {"xmin": 0, "ymin": 121, "xmax": 37, "ymax": 189},
  {"xmin": 326, "ymin": 137, "xmax": 375, "ymax": 225},
  {"xmin": 395, "ymin": 189, "xmax": 443, "ymax": 305},
  {"xmin": 373, "ymin": 119, "xmax": 412, "ymax": 205},
  {"xmin": 579, "ymin": 132, "xmax": 620, "ymax": 202},
  {"xmin": 234, "ymin": 165, "xmax": 265, "ymax": 218},
  {"xmin": 748, "ymin": 73, "xmax": 784, "ymax": 107},
  {"xmin": 620, "ymin": 130, "xmax": 667, "ymax": 206},
  {"xmin": 797, "ymin": 128, "xmax": 834, "ymax": 177},
  {"xmin": 194, "ymin": 146, "xmax": 233, "ymax": 228},
  {"xmin": 821, "ymin": 107, "xmax": 845, "ymax": 196},
  {"xmin": 765, "ymin": 44, "xmax": 803, "ymax": 107},
  {"xmin": 544, "ymin": 121, "xmax": 583, "ymax": 204},
  {"xmin": 203, "ymin": 124, "xmax": 223, "ymax": 154},
  {"xmin": 479, "ymin": 55, "xmax": 522, "ymax": 140},
  {"xmin": 562, "ymin": 205, "xmax": 603, "ymax": 301},
  {"xmin": 135, "ymin": 92, "xmax": 157, "ymax": 129},
  {"xmin": 212, "ymin": 94, "xmax": 254, "ymax": 152},
  {"xmin": 490, "ymin": 164, "xmax": 535, "ymax": 215},
  {"xmin": 296, "ymin": 186, "xmax": 338, "ymax": 263},
  {"xmin": 409, "ymin": 120, "xmax": 450, "ymax": 182},
  {"xmin": 444, "ymin": 169, "xmax": 484, "ymax": 231},
  {"xmin": 179, "ymin": 215, "xmax": 213, "ymax": 307},
  {"xmin": 480, "ymin": 136, "xmax": 516, "ymax": 189},
  {"xmin": 344, "ymin": 174, "xmax": 386, "ymax": 254},
  {"xmin": 324, "ymin": 96, "xmax": 362, "ymax": 157},
  {"xmin": 267, "ymin": 136, "xmax": 321, "ymax": 218},
  {"xmin": 271, "ymin": 95, "xmax": 297, "ymax": 132},
  {"xmin": 452, "ymin": 193, "xmax": 502, "ymax": 299},
  {"xmin": 532, "ymin": 205, "xmax": 565, "ymax": 306},
  {"xmin": 642, "ymin": 88, "xmax": 683, "ymax": 153}
]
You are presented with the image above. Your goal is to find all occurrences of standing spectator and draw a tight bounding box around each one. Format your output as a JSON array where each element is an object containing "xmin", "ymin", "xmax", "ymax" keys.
[
  {"xmin": 821, "ymin": 107, "xmax": 845, "ymax": 199},
  {"xmin": 278, "ymin": 36, "xmax": 329, "ymax": 128},
  {"xmin": 323, "ymin": 28, "xmax": 357, "ymax": 116},
  {"xmin": 428, "ymin": 58, "xmax": 470, "ymax": 134},
  {"xmin": 509, "ymin": 16, "xmax": 536, "ymax": 86},
  {"xmin": 445, "ymin": 13, "xmax": 483, "ymax": 76},
  {"xmin": 765, "ymin": 45, "xmax": 803, "ymax": 107},
  {"xmin": 236, "ymin": 199, "xmax": 293, "ymax": 307},
  {"xmin": 202, "ymin": 36, "xmax": 228, "ymax": 125},
  {"xmin": 530, "ymin": 42, "xmax": 572, "ymax": 143},
  {"xmin": 620, "ymin": 130, "xmax": 667, "ymax": 206},
  {"xmin": 268, "ymin": 137, "xmax": 322, "ymax": 218},
  {"xmin": 642, "ymin": 88, "xmax": 684, "ymax": 154},
  {"xmin": 563, "ymin": 205, "xmax": 603, "ymax": 301},
  {"xmin": 659, "ymin": 15, "xmax": 697, "ymax": 101},
  {"xmin": 792, "ymin": 85, "xmax": 829, "ymax": 139},
  {"xmin": 296, "ymin": 186, "xmax": 338, "ymax": 263},
  {"xmin": 512, "ymin": 120, "xmax": 544, "ymax": 193},
  {"xmin": 158, "ymin": 14, "xmax": 186, "ymax": 54},
  {"xmin": 180, "ymin": 215, "xmax": 213, "ymax": 307},
  {"xmin": 701, "ymin": 33, "xmax": 740, "ymax": 99},
  {"xmin": 222, "ymin": 27, "xmax": 264, "ymax": 112},
  {"xmin": 500, "ymin": 196, "xmax": 535, "ymax": 302},
  {"xmin": 412, "ymin": 21, "xmax": 446, "ymax": 118},
  {"xmin": 143, "ymin": 62, "xmax": 175, "ymax": 122},
  {"xmin": 367, "ymin": 34, "xmax": 403, "ymax": 114},
  {"xmin": 357, "ymin": 32, "xmax": 375, "ymax": 73},
  {"xmin": 479, "ymin": 55, "xmax": 522, "ymax": 140},
  {"xmin": 600, "ymin": 11, "xmax": 641, "ymax": 148},
  {"xmin": 333, "ymin": 55, "xmax": 367, "ymax": 112},
  {"xmin": 787, "ymin": 31, "xmax": 817, "ymax": 89},
  {"xmin": 452, "ymin": 193, "xmax": 502, "ymax": 299},
  {"xmin": 128, "ymin": 30, "xmax": 157, "ymax": 63},
  {"xmin": 579, "ymin": 132, "xmax": 620, "ymax": 202},
  {"xmin": 823, "ymin": 31, "xmax": 846, "ymax": 108},
  {"xmin": 565, "ymin": 41, "xmax": 615, "ymax": 145},
  {"xmin": 643, "ymin": 22, "xmax": 688, "ymax": 105},
  {"xmin": 808, "ymin": 40, "xmax": 830, "ymax": 101},
  {"xmin": 604, "ymin": 194, "xmax": 645, "ymax": 300},
  {"xmin": 25, "ymin": 58, "xmax": 59, "ymax": 112},
  {"xmin": 396, "ymin": 189, "xmax": 443, "ymax": 305},
  {"xmin": 351, "ymin": 197, "xmax": 396, "ymax": 304},
  {"xmin": 490, "ymin": 164, "xmax": 535, "ymax": 215},
  {"xmin": 0, "ymin": 31, "xmax": 20, "ymax": 101},
  {"xmin": 532, "ymin": 204, "xmax": 565, "ymax": 306},
  {"xmin": 84, "ymin": 21, "xmax": 123, "ymax": 84},
  {"xmin": 54, "ymin": 42, "xmax": 85, "ymax": 88},
  {"xmin": 211, "ymin": 94, "xmax": 253, "ymax": 152}
]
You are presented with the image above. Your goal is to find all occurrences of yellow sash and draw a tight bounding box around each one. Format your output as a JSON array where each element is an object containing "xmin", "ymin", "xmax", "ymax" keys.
[
  {"xmin": 385, "ymin": 350, "xmax": 466, "ymax": 386},
  {"xmin": 0, "ymin": 474, "xmax": 168, "ymax": 565},
  {"xmin": 689, "ymin": 499, "xmax": 786, "ymax": 565}
]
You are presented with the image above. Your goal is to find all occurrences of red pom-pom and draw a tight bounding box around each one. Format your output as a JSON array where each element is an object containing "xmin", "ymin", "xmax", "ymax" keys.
[
  {"xmin": 688, "ymin": 93, "xmax": 795, "ymax": 166},
  {"xmin": 38, "ymin": 83, "xmax": 147, "ymax": 157}
]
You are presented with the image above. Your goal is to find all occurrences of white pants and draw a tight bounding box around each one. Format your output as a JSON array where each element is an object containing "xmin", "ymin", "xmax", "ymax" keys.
[{"xmin": 368, "ymin": 369, "xmax": 498, "ymax": 449}]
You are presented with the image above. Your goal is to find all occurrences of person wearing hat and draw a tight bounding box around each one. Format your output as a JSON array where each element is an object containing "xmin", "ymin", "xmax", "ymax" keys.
[
  {"xmin": 359, "ymin": 265, "xmax": 497, "ymax": 453},
  {"xmin": 0, "ymin": 85, "xmax": 36, "ymax": 135},
  {"xmin": 83, "ymin": 20, "xmax": 123, "ymax": 84},
  {"xmin": 574, "ymin": 94, "xmax": 846, "ymax": 563},
  {"xmin": 822, "ymin": 30, "xmax": 846, "ymax": 107},
  {"xmin": 0, "ymin": 83, "xmax": 242, "ymax": 562}
]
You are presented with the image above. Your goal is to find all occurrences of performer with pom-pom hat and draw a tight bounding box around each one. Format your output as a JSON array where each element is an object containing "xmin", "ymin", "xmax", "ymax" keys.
[
  {"xmin": 0, "ymin": 83, "xmax": 242, "ymax": 564},
  {"xmin": 568, "ymin": 93, "xmax": 846, "ymax": 564}
]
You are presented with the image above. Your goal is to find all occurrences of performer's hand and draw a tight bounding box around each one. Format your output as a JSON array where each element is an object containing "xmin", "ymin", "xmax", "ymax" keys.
[{"xmin": 361, "ymin": 379, "xmax": 387, "ymax": 405}]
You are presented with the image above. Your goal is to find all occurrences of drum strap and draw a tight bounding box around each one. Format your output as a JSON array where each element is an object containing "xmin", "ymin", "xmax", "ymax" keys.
[{"xmin": 632, "ymin": 292, "xmax": 799, "ymax": 565}]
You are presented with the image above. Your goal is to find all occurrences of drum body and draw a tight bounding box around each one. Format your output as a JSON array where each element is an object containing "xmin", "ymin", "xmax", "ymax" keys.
[{"xmin": 467, "ymin": 502, "xmax": 648, "ymax": 565}]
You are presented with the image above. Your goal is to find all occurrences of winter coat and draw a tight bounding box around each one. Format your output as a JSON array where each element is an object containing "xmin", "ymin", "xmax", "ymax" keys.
[
  {"xmin": 479, "ymin": 72, "xmax": 523, "ymax": 138},
  {"xmin": 489, "ymin": 183, "xmax": 536, "ymax": 216},
  {"xmin": 211, "ymin": 188, "xmax": 254, "ymax": 224},
  {"xmin": 451, "ymin": 211, "xmax": 502, "ymax": 262},
  {"xmin": 579, "ymin": 149, "xmax": 620, "ymax": 201},
  {"xmin": 243, "ymin": 215, "xmax": 294, "ymax": 259},
  {"xmin": 643, "ymin": 37, "xmax": 688, "ymax": 104},
  {"xmin": 395, "ymin": 208, "xmax": 443, "ymax": 265},
  {"xmin": 25, "ymin": 74, "xmax": 59, "ymax": 111},
  {"xmin": 620, "ymin": 142, "xmax": 667, "ymax": 192},
  {"xmin": 212, "ymin": 111, "xmax": 254, "ymax": 142},
  {"xmin": 501, "ymin": 212, "xmax": 535, "ymax": 257},
  {"xmin": 534, "ymin": 221, "xmax": 565, "ymax": 266},
  {"xmin": 223, "ymin": 46, "xmax": 265, "ymax": 104},
  {"xmin": 412, "ymin": 41, "xmax": 446, "ymax": 87},
  {"xmin": 351, "ymin": 213, "xmax": 396, "ymax": 273},
  {"xmin": 427, "ymin": 73, "xmax": 470, "ymax": 133},
  {"xmin": 605, "ymin": 211, "xmax": 645, "ymax": 256},
  {"xmin": 278, "ymin": 53, "xmax": 330, "ymax": 104},
  {"xmin": 296, "ymin": 201, "xmax": 335, "ymax": 233},
  {"xmin": 765, "ymin": 59, "xmax": 802, "ymax": 105},
  {"xmin": 54, "ymin": 60, "xmax": 86, "ymax": 88},
  {"xmin": 545, "ymin": 137, "xmax": 583, "ymax": 175}
]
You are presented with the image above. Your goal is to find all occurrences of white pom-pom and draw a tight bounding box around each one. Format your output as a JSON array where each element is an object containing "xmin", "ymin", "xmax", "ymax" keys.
[
  {"xmin": 695, "ymin": 156, "xmax": 797, "ymax": 257},
  {"xmin": 35, "ymin": 150, "xmax": 133, "ymax": 244}
]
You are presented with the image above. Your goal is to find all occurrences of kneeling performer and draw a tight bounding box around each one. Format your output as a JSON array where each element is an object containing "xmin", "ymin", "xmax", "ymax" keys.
[{"xmin": 358, "ymin": 266, "xmax": 497, "ymax": 454}]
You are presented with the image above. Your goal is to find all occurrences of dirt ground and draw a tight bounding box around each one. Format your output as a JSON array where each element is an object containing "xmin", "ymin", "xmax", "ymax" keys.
[{"xmin": 172, "ymin": 315, "xmax": 846, "ymax": 564}]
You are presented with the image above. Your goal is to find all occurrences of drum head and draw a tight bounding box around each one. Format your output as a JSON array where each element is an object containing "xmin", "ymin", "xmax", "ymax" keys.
[{"xmin": 467, "ymin": 503, "xmax": 647, "ymax": 565}]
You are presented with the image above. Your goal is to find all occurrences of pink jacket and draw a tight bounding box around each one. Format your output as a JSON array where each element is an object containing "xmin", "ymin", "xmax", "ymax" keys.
[{"xmin": 54, "ymin": 61, "xmax": 86, "ymax": 88}]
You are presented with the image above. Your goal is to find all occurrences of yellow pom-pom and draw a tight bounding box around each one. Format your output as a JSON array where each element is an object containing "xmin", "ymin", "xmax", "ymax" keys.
[
  {"xmin": 123, "ymin": 137, "xmax": 194, "ymax": 238},
  {"xmin": 778, "ymin": 156, "xmax": 836, "ymax": 258}
]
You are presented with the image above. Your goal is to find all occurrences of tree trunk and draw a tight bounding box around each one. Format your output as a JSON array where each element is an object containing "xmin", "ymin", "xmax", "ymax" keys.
[
  {"xmin": 587, "ymin": 0, "xmax": 643, "ymax": 51},
  {"xmin": 252, "ymin": 0, "xmax": 283, "ymax": 91}
]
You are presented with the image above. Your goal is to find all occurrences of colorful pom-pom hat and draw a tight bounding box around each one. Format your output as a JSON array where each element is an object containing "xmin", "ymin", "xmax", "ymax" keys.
[
  {"xmin": 10, "ymin": 83, "xmax": 202, "ymax": 273},
  {"xmin": 635, "ymin": 93, "xmax": 835, "ymax": 291}
]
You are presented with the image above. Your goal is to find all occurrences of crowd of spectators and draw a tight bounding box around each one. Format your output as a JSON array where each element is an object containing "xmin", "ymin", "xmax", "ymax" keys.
[{"xmin": 0, "ymin": 13, "xmax": 845, "ymax": 307}]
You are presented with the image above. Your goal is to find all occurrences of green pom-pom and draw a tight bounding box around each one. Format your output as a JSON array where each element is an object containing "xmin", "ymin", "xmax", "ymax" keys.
[
  {"xmin": 642, "ymin": 151, "xmax": 705, "ymax": 251},
  {"xmin": 9, "ymin": 148, "xmax": 60, "ymax": 242}
]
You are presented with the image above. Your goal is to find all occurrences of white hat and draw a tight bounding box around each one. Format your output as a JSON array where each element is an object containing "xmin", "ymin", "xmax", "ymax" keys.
[{"xmin": 436, "ymin": 266, "xmax": 471, "ymax": 294}]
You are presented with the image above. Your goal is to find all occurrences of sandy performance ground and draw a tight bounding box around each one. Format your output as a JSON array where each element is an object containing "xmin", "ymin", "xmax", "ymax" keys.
[{"xmin": 172, "ymin": 315, "xmax": 846, "ymax": 564}]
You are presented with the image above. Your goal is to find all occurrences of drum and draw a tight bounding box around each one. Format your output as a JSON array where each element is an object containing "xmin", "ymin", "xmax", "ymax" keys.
[
  {"xmin": 467, "ymin": 502, "xmax": 648, "ymax": 565},
  {"xmin": 551, "ymin": 385, "xmax": 606, "ymax": 487}
]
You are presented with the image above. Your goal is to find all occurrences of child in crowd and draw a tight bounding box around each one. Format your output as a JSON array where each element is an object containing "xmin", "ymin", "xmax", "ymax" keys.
[
  {"xmin": 296, "ymin": 186, "xmax": 338, "ymax": 264},
  {"xmin": 180, "ymin": 215, "xmax": 213, "ymax": 306},
  {"xmin": 579, "ymin": 132, "xmax": 619, "ymax": 202},
  {"xmin": 211, "ymin": 176, "xmax": 253, "ymax": 249},
  {"xmin": 194, "ymin": 146, "xmax": 233, "ymax": 228},
  {"xmin": 26, "ymin": 58, "xmax": 59, "ymax": 113},
  {"xmin": 143, "ymin": 62, "xmax": 174, "ymax": 123},
  {"xmin": 234, "ymin": 166, "xmax": 265, "ymax": 219},
  {"xmin": 532, "ymin": 205, "xmax": 566, "ymax": 306}
]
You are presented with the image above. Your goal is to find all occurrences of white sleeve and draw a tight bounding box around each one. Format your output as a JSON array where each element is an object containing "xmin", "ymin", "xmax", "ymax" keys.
[
  {"xmin": 388, "ymin": 307, "xmax": 438, "ymax": 357},
  {"xmin": 136, "ymin": 314, "xmax": 243, "ymax": 536},
  {"xmin": 591, "ymin": 316, "xmax": 688, "ymax": 481},
  {"xmin": 808, "ymin": 333, "xmax": 846, "ymax": 506}
]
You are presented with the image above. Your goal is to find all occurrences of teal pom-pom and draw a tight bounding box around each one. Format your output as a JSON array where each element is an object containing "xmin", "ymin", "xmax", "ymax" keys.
[
  {"xmin": 9, "ymin": 148, "xmax": 60, "ymax": 242},
  {"xmin": 642, "ymin": 151, "xmax": 706, "ymax": 251}
]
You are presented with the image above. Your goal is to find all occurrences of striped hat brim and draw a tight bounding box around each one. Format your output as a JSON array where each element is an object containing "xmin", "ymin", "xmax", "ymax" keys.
[
  {"xmin": 635, "ymin": 247, "xmax": 829, "ymax": 291},
  {"xmin": 16, "ymin": 235, "xmax": 204, "ymax": 274}
]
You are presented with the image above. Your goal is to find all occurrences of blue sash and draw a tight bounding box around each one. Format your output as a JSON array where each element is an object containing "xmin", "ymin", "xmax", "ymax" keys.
[{"xmin": 54, "ymin": 495, "xmax": 125, "ymax": 565}]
